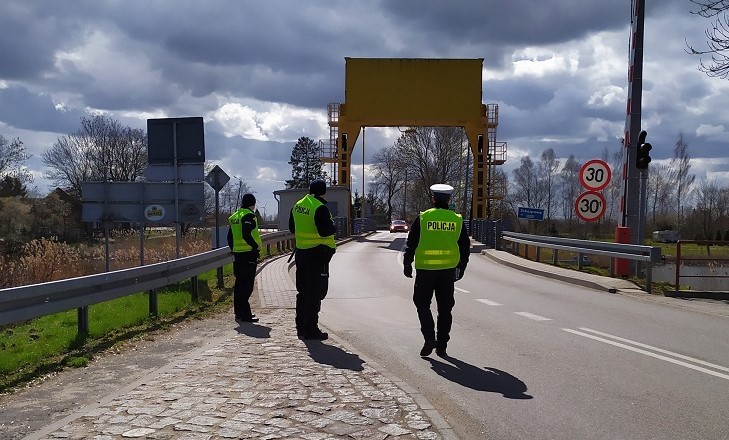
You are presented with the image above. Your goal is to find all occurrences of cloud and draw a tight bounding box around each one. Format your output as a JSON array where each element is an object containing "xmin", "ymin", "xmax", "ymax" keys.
[
  {"xmin": 209, "ymin": 102, "xmax": 328, "ymax": 143},
  {"xmin": 1, "ymin": 0, "xmax": 729, "ymax": 204},
  {"xmin": 696, "ymin": 124, "xmax": 726, "ymax": 138},
  {"xmin": 0, "ymin": 86, "xmax": 84, "ymax": 133}
]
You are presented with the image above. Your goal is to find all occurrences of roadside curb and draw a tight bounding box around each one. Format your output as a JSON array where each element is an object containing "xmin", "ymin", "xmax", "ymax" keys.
[{"xmin": 480, "ymin": 248, "xmax": 639, "ymax": 293}]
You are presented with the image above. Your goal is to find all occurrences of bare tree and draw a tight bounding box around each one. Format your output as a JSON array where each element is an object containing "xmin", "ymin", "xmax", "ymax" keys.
[
  {"xmin": 0, "ymin": 135, "xmax": 33, "ymax": 183},
  {"xmin": 538, "ymin": 148, "xmax": 560, "ymax": 220},
  {"xmin": 646, "ymin": 163, "xmax": 676, "ymax": 228},
  {"xmin": 559, "ymin": 155, "xmax": 582, "ymax": 223},
  {"xmin": 670, "ymin": 132, "xmax": 696, "ymax": 231},
  {"xmin": 371, "ymin": 145, "xmax": 406, "ymax": 223},
  {"xmin": 694, "ymin": 179, "xmax": 722, "ymax": 239},
  {"xmin": 716, "ymin": 183, "xmax": 729, "ymax": 233},
  {"xmin": 220, "ymin": 178, "xmax": 252, "ymax": 215},
  {"xmin": 489, "ymin": 167, "xmax": 508, "ymax": 220},
  {"xmin": 394, "ymin": 127, "xmax": 464, "ymax": 210},
  {"xmin": 510, "ymin": 155, "xmax": 539, "ymax": 229},
  {"xmin": 42, "ymin": 115, "xmax": 147, "ymax": 198},
  {"xmin": 687, "ymin": 0, "xmax": 729, "ymax": 78},
  {"xmin": 602, "ymin": 145, "xmax": 623, "ymax": 225}
]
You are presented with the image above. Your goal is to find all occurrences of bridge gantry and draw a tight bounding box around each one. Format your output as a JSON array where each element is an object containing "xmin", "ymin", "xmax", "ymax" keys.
[{"xmin": 322, "ymin": 58, "xmax": 506, "ymax": 219}]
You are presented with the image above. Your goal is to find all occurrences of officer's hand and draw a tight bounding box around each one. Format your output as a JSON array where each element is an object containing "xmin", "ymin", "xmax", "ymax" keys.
[
  {"xmin": 454, "ymin": 267, "xmax": 465, "ymax": 281},
  {"xmin": 253, "ymin": 247, "xmax": 261, "ymax": 260},
  {"xmin": 403, "ymin": 264, "xmax": 413, "ymax": 278}
]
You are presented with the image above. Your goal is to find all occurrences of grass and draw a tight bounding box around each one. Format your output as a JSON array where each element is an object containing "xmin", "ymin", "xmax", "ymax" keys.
[
  {"xmin": 553, "ymin": 260, "xmax": 679, "ymax": 295},
  {"xmin": 649, "ymin": 241, "xmax": 729, "ymax": 259},
  {"xmin": 0, "ymin": 235, "xmax": 288, "ymax": 394},
  {"xmin": 0, "ymin": 263, "xmax": 237, "ymax": 393},
  {"xmin": 589, "ymin": 237, "xmax": 729, "ymax": 259}
]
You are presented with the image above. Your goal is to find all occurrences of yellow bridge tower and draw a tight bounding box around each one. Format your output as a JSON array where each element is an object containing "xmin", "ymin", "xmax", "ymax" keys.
[{"xmin": 323, "ymin": 58, "xmax": 506, "ymax": 219}]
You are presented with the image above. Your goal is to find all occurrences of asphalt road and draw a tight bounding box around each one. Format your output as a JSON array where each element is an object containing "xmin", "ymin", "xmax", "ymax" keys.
[{"xmin": 320, "ymin": 231, "xmax": 729, "ymax": 440}]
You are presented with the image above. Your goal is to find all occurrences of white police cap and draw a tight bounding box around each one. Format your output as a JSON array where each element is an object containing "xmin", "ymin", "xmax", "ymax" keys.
[{"xmin": 430, "ymin": 184, "xmax": 454, "ymax": 196}]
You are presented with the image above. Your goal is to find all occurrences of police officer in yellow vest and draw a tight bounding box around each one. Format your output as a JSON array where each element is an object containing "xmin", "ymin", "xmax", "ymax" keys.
[
  {"xmin": 288, "ymin": 180, "xmax": 336, "ymax": 340},
  {"xmin": 403, "ymin": 184, "xmax": 470, "ymax": 357},
  {"xmin": 227, "ymin": 193, "xmax": 262, "ymax": 323}
]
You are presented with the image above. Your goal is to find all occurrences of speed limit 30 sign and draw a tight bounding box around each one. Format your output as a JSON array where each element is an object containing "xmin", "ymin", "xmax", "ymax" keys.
[
  {"xmin": 575, "ymin": 191, "xmax": 606, "ymax": 222},
  {"xmin": 579, "ymin": 159, "xmax": 611, "ymax": 191}
]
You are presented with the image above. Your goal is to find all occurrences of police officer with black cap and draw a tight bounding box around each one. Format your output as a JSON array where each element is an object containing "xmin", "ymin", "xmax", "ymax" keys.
[
  {"xmin": 227, "ymin": 193, "xmax": 262, "ymax": 323},
  {"xmin": 289, "ymin": 180, "xmax": 337, "ymax": 340},
  {"xmin": 403, "ymin": 184, "xmax": 470, "ymax": 357}
]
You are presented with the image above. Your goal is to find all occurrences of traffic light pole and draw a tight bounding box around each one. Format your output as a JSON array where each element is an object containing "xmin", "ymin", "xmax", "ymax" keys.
[
  {"xmin": 616, "ymin": 0, "xmax": 647, "ymax": 277},
  {"xmin": 621, "ymin": 0, "xmax": 646, "ymax": 246}
]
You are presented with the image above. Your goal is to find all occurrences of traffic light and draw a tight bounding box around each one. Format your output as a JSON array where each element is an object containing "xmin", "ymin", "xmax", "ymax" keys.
[{"xmin": 636, "ymin": 130, "xmax": 652, "ymax": 169}]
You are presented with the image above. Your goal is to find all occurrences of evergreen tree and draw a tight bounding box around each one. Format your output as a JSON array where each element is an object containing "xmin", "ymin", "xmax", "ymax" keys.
[
  {"xmin": 286, "ymin": 137, "xmax": 326, "ymax": 189},
  {"xmin": 0, "ymin": 175, "xmax": 28, "ymax": 197}
]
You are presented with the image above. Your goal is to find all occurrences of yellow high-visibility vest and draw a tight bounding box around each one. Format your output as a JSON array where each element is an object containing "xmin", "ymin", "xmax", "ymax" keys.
[
  {"xmin": 292, "ymin": 194, "xmax": 335, "ymax": 249},
  {"xmin": 414, "ymin": 208, "xmax": 462, "ymax": 270},
  {"xmin": 228, "ymin": 208, "xmax": 262, "ymax": 252}
]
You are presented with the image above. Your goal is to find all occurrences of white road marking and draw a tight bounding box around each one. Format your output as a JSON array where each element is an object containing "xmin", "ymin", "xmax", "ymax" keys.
[
  {"xmin": 514, "ymin": 312, "xmax": 552, "ymax": 321},
  {"xmin": 563, "ymin": 328, "xmax": 729, "ymax": 381},
  {"xmin": 455, "ymin": 287, "xmax": 470, "ymax": 293},
  {"xmin": 579, "ymin": 327, "xmax": 729, "ymax": 374},
  {"xmin": 475, "ymin": 299, "xmax": 502, "ymax": 306}
]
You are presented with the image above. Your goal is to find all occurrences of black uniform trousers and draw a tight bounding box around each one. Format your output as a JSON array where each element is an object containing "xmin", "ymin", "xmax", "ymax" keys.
[
  {"xmin": 294, "ymin": 247, "xmax": 332, "ymax": 334},
  {"xmin": 232, "ymin": 250, "xmax": 257, "ymax": 319},
  {"xmin": 413, "ymin": 268, "xmax": 456, "ymax": 348}
]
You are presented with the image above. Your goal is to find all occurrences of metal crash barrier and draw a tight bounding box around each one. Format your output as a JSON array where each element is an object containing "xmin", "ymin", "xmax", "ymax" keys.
[
  {"xmin": 498, "ymin": 231, "xmax": 661, "ymax": 292},
  {"xmin": 0, "ymin": 231, "xmax": 296, "ymax": 333}
]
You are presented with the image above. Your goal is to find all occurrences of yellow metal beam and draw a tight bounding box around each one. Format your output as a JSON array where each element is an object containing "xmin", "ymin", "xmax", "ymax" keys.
[{"xmin": 335, "ymin": 58, "xmax": 502, "ymax": 219}]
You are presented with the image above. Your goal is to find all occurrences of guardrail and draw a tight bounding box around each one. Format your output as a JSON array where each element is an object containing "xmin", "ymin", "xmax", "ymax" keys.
[
  {"xmin": 470, "ymin": 219, "xmax": 501, "ymax": 247},
  {"xmin": 0, "ymin": 231, "xmax": 295, "ymax": 332},
  {"xmin": 352, "ymin": 217, "xmax": 377, "ymax": 235},
  {"xmin": 500, "ymin": 231, "xmax": 662, "ymax": 292}
]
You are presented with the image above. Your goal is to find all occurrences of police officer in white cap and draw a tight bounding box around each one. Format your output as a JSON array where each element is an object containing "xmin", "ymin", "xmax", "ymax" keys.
[{"xmin": 402, "ymin": 183, "xmax": 470, "ymax": 357}]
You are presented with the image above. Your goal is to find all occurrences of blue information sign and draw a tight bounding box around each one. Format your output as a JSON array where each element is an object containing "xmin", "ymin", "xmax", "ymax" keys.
[{"xmin": 518, "ymin": 207, "xmax": 544, "ymax": 221}]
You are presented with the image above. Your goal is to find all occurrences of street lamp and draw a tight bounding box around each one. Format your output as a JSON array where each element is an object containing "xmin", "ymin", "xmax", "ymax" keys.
[{"xmin": 233, "ymin": 176, "xmax": 244, "ymax": 209}]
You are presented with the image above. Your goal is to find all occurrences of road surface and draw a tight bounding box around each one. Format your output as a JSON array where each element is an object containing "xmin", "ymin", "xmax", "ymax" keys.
[{"xmin": 320, "ymin": 231, "xmax": 729, "ymax": 439}]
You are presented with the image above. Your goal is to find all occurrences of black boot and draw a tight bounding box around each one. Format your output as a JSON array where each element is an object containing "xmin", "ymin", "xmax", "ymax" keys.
[
  {"xmin": 435, "ymin": 341, "xmax": 447, "ymax": 357},
  {"xmin": 420, "ymin": 339, "xmax": 437, "ymax": 357},
  {"xmin": 300, "ymin": 328, "xmax": 328, "ymax": 340}
]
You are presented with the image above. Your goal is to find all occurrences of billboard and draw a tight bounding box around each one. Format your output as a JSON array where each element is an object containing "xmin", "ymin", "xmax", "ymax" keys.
[
  {"xmin": 81, "ymin": 181, "xmax": 205, "ymax": 223},
  {"xmin": 147, "ymin": 117, "xmax": 205, "ymax": 164}
]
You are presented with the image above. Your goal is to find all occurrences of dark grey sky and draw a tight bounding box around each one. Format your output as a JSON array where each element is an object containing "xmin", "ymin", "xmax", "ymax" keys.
[{"xmin": 1, "ymin": 0, "xmax": 727, "ymax": 214}]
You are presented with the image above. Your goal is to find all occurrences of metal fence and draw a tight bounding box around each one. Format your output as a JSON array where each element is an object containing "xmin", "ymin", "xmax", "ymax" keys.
[
  {"xmin": 671, "ymin": 240, "xmax": 729, "ymax": 295},
  {"xmin": 470, "ymin": 219, "xmax": 502, "ymax": 248},
  {"xmin": 0, "ymin": 231, "xmax": 296, "ymax": 332},
  {"xmin": 352, "ymin": 217, "xmax": 378, "ymax": 235},
  {"xmin": 0, "ymin": 217, "xmax": 378, "ymax": 334}
]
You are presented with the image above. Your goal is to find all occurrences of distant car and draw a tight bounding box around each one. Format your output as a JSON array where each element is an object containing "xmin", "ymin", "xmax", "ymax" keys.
[{"xmin": 390, "ymin": 220, "xmax": 409, "ymax": 233}]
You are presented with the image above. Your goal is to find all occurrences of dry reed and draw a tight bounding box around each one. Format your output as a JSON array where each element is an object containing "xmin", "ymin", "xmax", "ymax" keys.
[{"xmin": 0, "ymin": 230, "xmax": 212, "ymax": 289}]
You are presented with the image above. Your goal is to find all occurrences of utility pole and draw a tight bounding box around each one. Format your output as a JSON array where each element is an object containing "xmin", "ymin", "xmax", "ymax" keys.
[
  {"xmin": 402, "ymin": 168, "xmax": 407, "ymax": 220},
  {"xmin": 462, "ymin": 137, "xmax": 470, "ymax": 217},
  {"xmin": 362, "ymin": 128, "xmax": 365, "ymax": 218},
  {"xmin": 616, "ymin": 0, "xmax": 646, "ymax": 277}
]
